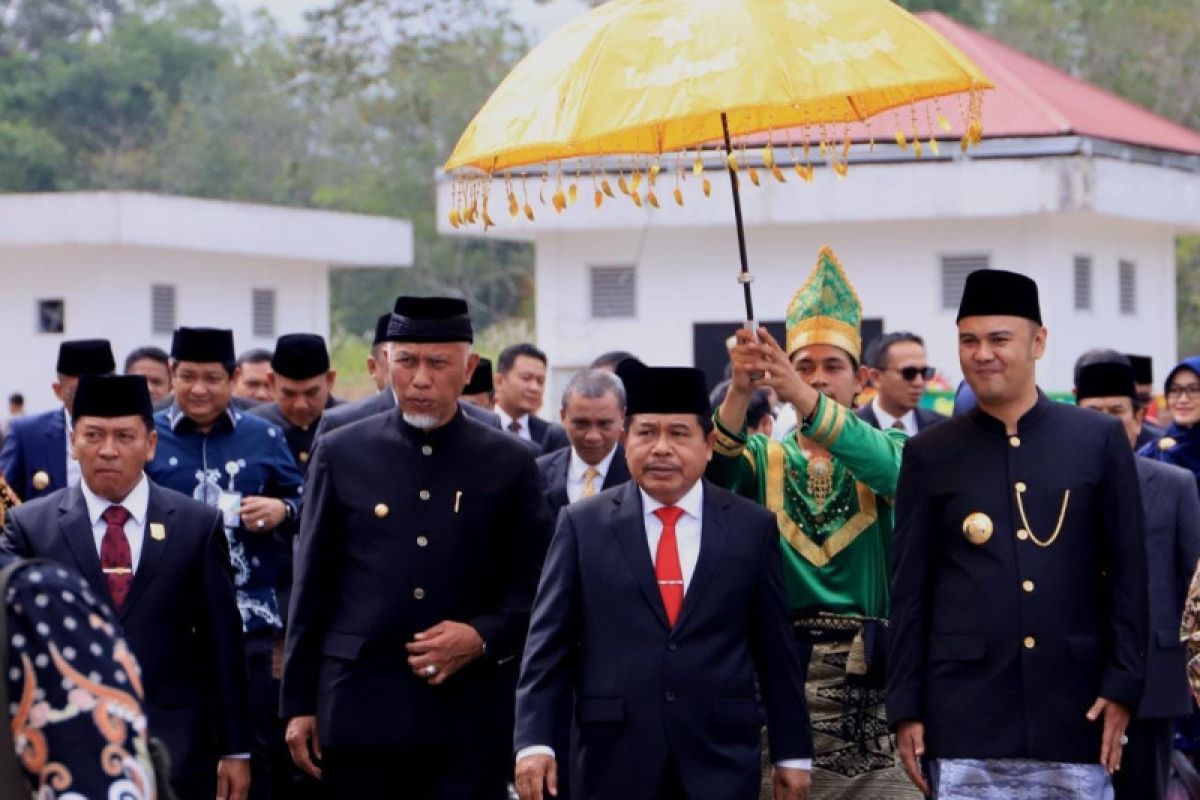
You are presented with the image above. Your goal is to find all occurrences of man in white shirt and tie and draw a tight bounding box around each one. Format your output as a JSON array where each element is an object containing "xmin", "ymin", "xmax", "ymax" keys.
[
  {"xmin": 857, "ymin": 332, "xmax": 945, "ymax": 436},
  {"xmin": 0, "ymin": 374, "xmax": 251, "ymax": 800},
  {"xmin": 536, "ymin": 369, "xmax": 631, "ymax": 520},
  {"xmin": 514, "ymin": 364, "xmax": 812, "ymax": 800},
  {"xmin": 495, "ymin": 343, "xmax": 570, "ymax": 452}
]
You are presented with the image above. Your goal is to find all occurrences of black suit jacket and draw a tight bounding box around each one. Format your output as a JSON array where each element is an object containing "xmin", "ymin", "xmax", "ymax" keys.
[
  {"xmin": 1, "ymin": 483, "xmax": 250, "ymax": 796},
  {"xmin": 536, "ymin": 445, "xmax": 631, "ymax": 519},
  {"xmin": 856, "ymin": 402, "xmax": 945, "ymax": 433},
  {"xmin": 282, "ymin": 407, "xmax": 553, "ymax": 749},
  {"xmin": 515, "ymin": 480, "xmax": 811, "ymax": 800},
  {"xmin": 887, "ymin": 396, "xmax": 1148, "ymax": 763},
  {"xmin": 1134, "ymin": 456, "xmax": 1200, "ymax": 718},
  {"xmin": 529, "ymin": 415, "xmax": 570, "ymax": 454}
]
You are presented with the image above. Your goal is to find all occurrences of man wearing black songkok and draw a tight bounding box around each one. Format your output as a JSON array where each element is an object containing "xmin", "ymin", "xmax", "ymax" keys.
[
  {"xmin": 888, "ymin": 269, "xmax": 1148, "ymax": 799},
  {"xmin": 281, "ymin": 296, "xmax": 553, "ymax": 798},
  {"xmin": 0, "ymin": 339, "xmax": 115, "ymax": 500}
]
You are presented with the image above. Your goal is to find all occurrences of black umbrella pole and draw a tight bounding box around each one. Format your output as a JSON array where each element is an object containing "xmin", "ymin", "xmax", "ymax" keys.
[{"xmin": 721, "ymin": 112, "xmax": 756, "ymax": 330}]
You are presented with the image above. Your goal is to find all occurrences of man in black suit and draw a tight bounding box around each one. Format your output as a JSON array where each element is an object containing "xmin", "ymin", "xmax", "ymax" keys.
[
  {"xmin": 495, "ymin": 343, "xmax": 569, "ymax": 453},
  {"xmin": 515, "ymin": 365, "xmax": 812, "ymax": 800},
  {"xmin": 537, "ymin": 369, "xmax": 630, "ymax": 519},
  {"xmin": 857, "ymin": 332, "xmax": 944, "ymax": 435},
  {"xmin": 250, "ymin": 334, "xmax": 343, "ymax": 476},
  {"xmin": 888, "ymin": 271, "xmax": 1147, "ymax": 797},
  {"xmin": 1, "ymin": 339, "xmax": 116, "ymax": 501},
  {"xmin": 1076, "ymin": 361, "xmax": 1200, "ymax": 800},
  {"xmin": 0, "ymin": 375, "xmax": 251, "ymax": 800},
  {"xmin": 282, "ymin": 297, "xmax": 553, "ymax": 798}
]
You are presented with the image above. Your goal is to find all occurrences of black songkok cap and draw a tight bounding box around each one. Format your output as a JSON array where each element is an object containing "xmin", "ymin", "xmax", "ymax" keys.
[
  {"xmin": 171, "ymin": 327, "xmax": 235, "ymax": 364},
  {"xmin": 1076, "ymin": 361, "xmax": 1137, "ymax": 402},
  {"xmin": 386, "ymin": 296, "xmax": 473, "ymax": 343},
  {"xmin": 464, "ymin": 357, "xmax": 493, "ymax": 395},
  {"xmin": 1125, "ymin": 354, "xmax": 1153, "ymax": 386},
  {"xmin": 72, "ymin": 375, "xmax": 153, "ymax": 419},
  {"xmin": 622, "ymin": 363, "xmax": 711, "ymax": 419},
  {"xmin": 956, "ymin": 269, "xmax": 1042, "ymax": 324},
  {"xmin": 372, "ymin": 313, "xmax": 393, "ymax": 347},
  {"xmin": 271, "ymin": 334, "xmax": 330, "ymax": 381},
  {"xmin": 56, "ymin": 339, "xmax": 115, "ymax": 377}
]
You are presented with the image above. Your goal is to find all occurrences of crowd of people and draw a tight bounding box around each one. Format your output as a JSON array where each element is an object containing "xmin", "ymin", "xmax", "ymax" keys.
[{"xmin": 2, "ymin": 247, "xmax": 1200, "ymax": 800}]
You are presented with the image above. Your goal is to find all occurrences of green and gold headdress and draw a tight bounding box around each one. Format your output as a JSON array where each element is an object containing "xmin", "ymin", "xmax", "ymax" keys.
[{"xmin": 785, "ymin": 247, "xmax": 862, "ymax": 361}]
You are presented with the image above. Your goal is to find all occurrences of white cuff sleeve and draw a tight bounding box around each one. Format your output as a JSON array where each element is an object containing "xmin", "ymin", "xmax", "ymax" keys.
[
  {"xmin": 224, "ymin": 753, "xmax": 252, "ymax": 759},
  {"xmin": 774, "ymin": 758, "xmax": 813, "ymax": 771},
  {"xmin": 515, "ymin": 745, "xmax": 556, "ymax": 764}
]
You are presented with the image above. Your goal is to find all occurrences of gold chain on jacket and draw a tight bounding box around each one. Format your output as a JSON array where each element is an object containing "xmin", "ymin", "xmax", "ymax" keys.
[{"xmin": 1014, "ymin": 483, "xmax": 1070, "ymax": 548}]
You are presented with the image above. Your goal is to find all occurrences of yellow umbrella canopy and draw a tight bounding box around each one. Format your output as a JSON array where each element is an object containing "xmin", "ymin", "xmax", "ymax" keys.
[
  {"xmin": 446, "ymin": 0, "xmax": 990, "ymax": 178},
  {"xmin": 443, "ymin": 0, "xmax": 992, "ymax": 321}
]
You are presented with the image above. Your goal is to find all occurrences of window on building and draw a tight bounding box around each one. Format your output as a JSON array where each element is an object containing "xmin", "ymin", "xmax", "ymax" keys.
[
  {"xmin": 1119, "ymin": 260, "xmax": 1136, "ymax": 315},
  {"xmin": 151, "ymin": 284, "xmax": 176, "ymax": 335},
  {"xmin": 252, "ymin": 288, "xmax": 277, "ymax": 337},
  {"xmin": 590, "ymin": 265, "xmax": 636, "ymax": 319},
  {"xmin": 37, "ymin": 299, "xmax": 64, "ymax": 334},
  {"xmin": 1073, "ymin": 256, "xmax": 1092, "ymax": 311},
  {"xmin": 940, "ymin": 253, "xmax": 989, "ymax": 310}
]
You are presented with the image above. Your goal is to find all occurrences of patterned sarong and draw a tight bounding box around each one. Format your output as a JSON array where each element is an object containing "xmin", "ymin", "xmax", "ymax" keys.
[
  {"xmin": 760, "ymin": 635, "xmax": 920, "ymax": 800},
  {"xmin": 931, "ymin": 758, "xmax": 1112, "ymax": 799}
]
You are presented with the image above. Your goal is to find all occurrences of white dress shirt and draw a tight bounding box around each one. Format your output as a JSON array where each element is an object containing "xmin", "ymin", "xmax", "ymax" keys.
[
  {"xmin": 566, "ymin": 446, "xmax": 618, "ymax": 504},
  {"xmin": 871, "ymin": 397, "xmax": 917, "ymax": 436},
  {"xmin": 81, "ymin": 473, "xmax": 150, "ymax": 570},
  {"xmin": 496, "ymin": 408, "xmax": 532, "ymax": 440},
  {"xmin": 517, "ymin": 480, "xmax": 810, "ymax": 771},
  {"xmin": 64, "ymin": 408, "xmax": 82, "ymax": 489}
]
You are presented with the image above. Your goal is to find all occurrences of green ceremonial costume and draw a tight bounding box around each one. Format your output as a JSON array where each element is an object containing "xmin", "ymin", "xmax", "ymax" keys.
[{"xmin": 706, "ymin": 248, "xmax": 919, "ymax": 800}]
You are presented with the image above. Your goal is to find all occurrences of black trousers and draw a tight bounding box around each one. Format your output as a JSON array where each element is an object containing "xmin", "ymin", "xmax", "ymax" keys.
[
  {"xmin": 1113, "ymin": 716, "xmax": 1174, "ymax": 800},
  {"xmin": 246, "ymin": 636, "xmax": 321, "ymax": 800},
  {"xmin": 658, "ymin": 758, "xmax": 689, "ymax": 800},
  {"xmin": 321, "ymin": 744, "xmax": 509, "ymax": 799}
]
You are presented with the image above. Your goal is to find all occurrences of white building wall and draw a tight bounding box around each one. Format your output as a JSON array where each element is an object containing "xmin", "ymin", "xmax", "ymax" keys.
[
  {"xmin": 534, "ymin": 213, "xmax": 1178, "ymax": 402},
  {"xmin": 1, "ymin": 245, "xmax": 329, "ymax": 412}
]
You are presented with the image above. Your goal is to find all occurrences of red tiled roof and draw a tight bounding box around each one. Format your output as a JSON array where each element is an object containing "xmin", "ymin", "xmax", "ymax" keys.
[
  {"xmin": 916, "ymin": 12, "xmax": 1200, "ymax": 155},
  {"xmin": 739, "ymin": 11, "xmax": 1200, "ymax": 156}
]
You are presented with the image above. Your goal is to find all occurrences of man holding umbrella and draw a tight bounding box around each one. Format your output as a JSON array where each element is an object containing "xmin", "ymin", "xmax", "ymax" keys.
[{"xmin": 708, "ymin": 248, "xmax": 915, "ymax": 798}]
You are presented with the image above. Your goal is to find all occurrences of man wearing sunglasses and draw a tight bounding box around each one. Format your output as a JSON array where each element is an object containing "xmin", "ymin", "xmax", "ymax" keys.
[{"xmin": 858, "ymin": 332, "xmax": 945, "ymax": 435}]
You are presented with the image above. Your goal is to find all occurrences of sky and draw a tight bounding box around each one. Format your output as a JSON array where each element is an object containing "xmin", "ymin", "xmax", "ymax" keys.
[{"xmin": 221, "ymin": 0, "xmax": 589, "ymax": 42}]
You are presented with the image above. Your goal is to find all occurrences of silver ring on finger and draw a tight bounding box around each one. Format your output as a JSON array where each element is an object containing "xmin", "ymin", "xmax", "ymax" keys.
[
  {"xmin": 256, "ymin": 519, "xmax": 265, "ymax": 529},
  {"xmin": 424, "ymin": 664, "xmax": 438, "ymax": 676},
  {"xmin": 1119, "ymin": 735, "xmax": 1129, "ymax": 746}
]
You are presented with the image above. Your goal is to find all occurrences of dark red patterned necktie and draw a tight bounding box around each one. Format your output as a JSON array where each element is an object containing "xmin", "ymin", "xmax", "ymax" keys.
[
  {"xmin": 654, "ymin": 506, "xmax": 686, "ymax": 626},
  {"xmin": 100, "ymin": 505, "xmax": 133, "ymax": 611}
]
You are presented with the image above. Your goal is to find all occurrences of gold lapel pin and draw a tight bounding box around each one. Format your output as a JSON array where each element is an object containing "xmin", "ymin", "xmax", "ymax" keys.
[
  {"xmin": 298, "ymin": 451, "xmax": 310, "ymax": 463},
  {"xmin": 962, "ymin": 512, "xmax": 994, "ymax": 546},
  {"xmin": 150, "ymin": 523, "xmax": 166, "ymax": 541},
  {"xmin": 32, "ymin": 471, "xmax": 50, "ymax": 491},
  {"xmin": 374, "ymin": 503, "xmax": 390, "ymax": 519}
]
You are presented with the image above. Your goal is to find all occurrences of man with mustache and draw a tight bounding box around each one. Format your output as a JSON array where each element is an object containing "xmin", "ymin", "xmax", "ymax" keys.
[
  {"xmin": 707, "ymin": 248, "xmax": 915, "ymax": 798},
  {"xmin": 281, "ymin": 296, "xmax": 553, "ymax": 798}
]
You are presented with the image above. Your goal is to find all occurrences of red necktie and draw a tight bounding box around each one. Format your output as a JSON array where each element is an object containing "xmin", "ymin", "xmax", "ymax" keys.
[
  {"xmin": 653, "ymin": 506, "xmax": 686, "ymax": 626},
  {"xmin": 100, "ymin": 505, "xmax": 133, "ymax": 611}
]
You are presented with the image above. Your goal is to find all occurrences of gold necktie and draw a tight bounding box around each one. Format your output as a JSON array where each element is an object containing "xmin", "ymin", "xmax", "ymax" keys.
[{"xmin": 582, "ymin": 466, "xmax": 600, "ymax": 498}]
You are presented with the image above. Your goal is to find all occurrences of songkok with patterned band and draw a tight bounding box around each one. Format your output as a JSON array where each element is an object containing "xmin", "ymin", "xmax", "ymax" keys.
[
  {"xmin": 56, "ymin": 339, "xmax": 116, "ymax": 377},
  {"xmin": 271, "ymin": 334, "xmax": 330, "ymax": 381},
  {"xmin": 386, "ymin": 296, "xmax": 473, "ymax": 344},
  {"xmin": 785, "ymin": 247, "xmax": 863, "ymax": 362},
  {"xmin": 72, "ymin": 375, "xmax": 154, "ymax": 419},
  {"xmin": 171, "ymin": 327, "xmax": 235, "ymax": 364},
  {"xmin": 956, "ymin": 269, "xmax": 1042, "ymax": 324},
  {"xmin": 1075, "ymin": 362, "xmax": 1137, "ymax": 402}
]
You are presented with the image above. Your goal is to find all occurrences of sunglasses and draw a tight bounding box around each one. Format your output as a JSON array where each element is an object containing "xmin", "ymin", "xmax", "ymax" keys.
[{"xmin": 888, "ymin": 366, "xmax": 936, "ymax": 382}]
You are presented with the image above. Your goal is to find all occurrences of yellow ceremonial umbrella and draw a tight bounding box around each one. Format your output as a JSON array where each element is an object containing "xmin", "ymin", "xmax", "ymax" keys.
[{"xmin": 444, "ymin": 0, "xmax": 992, "ymax": 324}]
